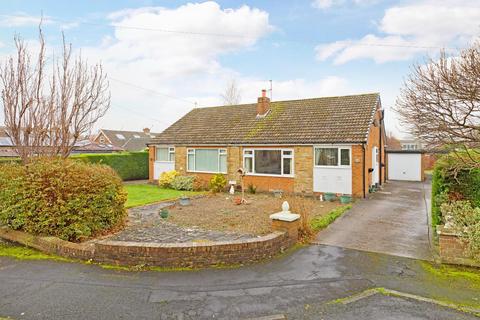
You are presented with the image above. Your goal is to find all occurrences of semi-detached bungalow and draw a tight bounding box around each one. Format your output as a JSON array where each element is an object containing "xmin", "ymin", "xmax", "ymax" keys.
[{"xmin": 147, "ymin": 91, "xmax": 386, "ymax": 197}]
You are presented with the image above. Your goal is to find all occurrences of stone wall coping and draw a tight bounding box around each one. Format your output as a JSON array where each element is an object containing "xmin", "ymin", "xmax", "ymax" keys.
[
  {"xmin": 270, "ymin": 212, "xmax": 300, "ymax": 222},
  {"xmin": 436, "ymin": 225, "xmax": 461, "ymax": 237},
  {"xmin": 0, "ymin": 225, "xmax": 295, "ymax": 268},
  {"xmin": 96, "ymin": 231, "xmax": 284, "ymax": 248}
]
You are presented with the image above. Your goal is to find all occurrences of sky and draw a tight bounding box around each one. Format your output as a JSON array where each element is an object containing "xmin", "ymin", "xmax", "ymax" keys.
[{"xmin": 0, "ymin": 0, "xmax": 479, "ymax": 138}]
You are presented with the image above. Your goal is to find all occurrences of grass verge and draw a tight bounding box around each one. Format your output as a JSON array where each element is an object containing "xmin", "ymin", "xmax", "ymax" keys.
[{"xmin": 310, "ymin": 204, "xmax": 352, "ymax": 232}]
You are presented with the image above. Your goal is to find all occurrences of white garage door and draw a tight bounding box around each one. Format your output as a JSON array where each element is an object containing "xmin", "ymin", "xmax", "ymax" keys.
[{"xmin": 388, "ymin": 153, "xmax": 422, "ymax": 181}]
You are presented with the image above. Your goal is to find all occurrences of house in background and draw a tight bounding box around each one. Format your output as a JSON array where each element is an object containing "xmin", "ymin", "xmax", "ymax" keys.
[
  {"xmin": 94, "ymin": 128, "xmax": 159, "ymax": 152},
  {"xmin": 147, "ymin": 91, "xmax": 386, "ymax": 198},
  {"xmin": 71, "ymin": 140, "xmax": 124, "ymax": 154},
  {"xmin": 400, "ymin": 138, "xmax": 426, "ymax": 151},
  {"xmin": 0, "ymin": 126, "xmax": 16, "ymax": 157},
  {"xmin": 1, "ymin": 126, "xmax": 125, "ymax": 156}
]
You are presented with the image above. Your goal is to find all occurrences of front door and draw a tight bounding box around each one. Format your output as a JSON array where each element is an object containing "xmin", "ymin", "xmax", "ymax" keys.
[{"xmin": 372, "ymin": 147, "xmax": 379, "ymax": 186}]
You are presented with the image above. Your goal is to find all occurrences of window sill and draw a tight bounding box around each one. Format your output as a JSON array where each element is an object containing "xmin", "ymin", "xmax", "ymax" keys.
[
  {"xmin": 245, "ymin": 173, "xmax": 294, "ymax": 178},
  {"xmin": 186, "ymin": 170, "xmax": 227, "ymax": 174},
  {"xmin": 314, "ymin": 165, "xmax": 351, "ymax": 169}
]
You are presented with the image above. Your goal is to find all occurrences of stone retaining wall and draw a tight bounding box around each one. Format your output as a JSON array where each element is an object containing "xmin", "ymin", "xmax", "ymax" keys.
[
  {"xmin": 437, "ymin": 226, "xmax": 480, "ymax": 268},
  {"xmin": 0, "ymin": 227, "xmax": 296, "ymax": 268}
]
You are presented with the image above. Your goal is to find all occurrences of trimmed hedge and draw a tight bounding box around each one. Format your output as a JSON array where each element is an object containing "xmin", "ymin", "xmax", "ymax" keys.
[
  {"xmin": 431, "ymin": 152, "xmax": 480, "ymax": 227},
  {"xmin": 71, "ymin": 152, "xmax": 148, "ymax": 181},
  {"xmin": 0, "ymin": 158, "xmax": 127, "ymax": 242},
  {"xmin": 0, "ymin": 152, "xmax": 148, "ymax": 181}
]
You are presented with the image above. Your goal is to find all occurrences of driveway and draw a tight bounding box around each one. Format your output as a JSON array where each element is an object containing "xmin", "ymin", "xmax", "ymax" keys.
[{"xmin": 315, "ymin": 180, "xmax": 433, "ymax": 261}]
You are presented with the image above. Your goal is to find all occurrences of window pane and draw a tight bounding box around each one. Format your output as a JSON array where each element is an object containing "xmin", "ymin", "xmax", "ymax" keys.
[
  {"xmin": 315, "ymin": 148, "xmax": 338, "ymax": 166},
  {"xmin": 283, "ymin": 150, "xmax": 292, "ymax": 156},
  {"xmin": 169, "ymin": 153, "xmax": 175, "ymax": 162},
  {"xmin": 283, "ymin": 158, "xmax": 292, "ymax": 175},
  {"xmin": 340, "ymin": 149, "xmax": 350, "ymax": 166},
  {"xmin": 244, "ymin": 157, "xmax": 253, "ymax": 173},
  {"xmin": 219, "ymin": 154, "xmax": 227, "ymax": 173},
  {"xmin": 188, "ymin": 154, "xmax": 194, "ymax": 171},
  {"xmin": 156, "ymin": 148, "xmax": 169, "ymax": 161},
  {"xmin": 195, "ymin": 149, "xmax": 219, "ymax": 172},
  {"xmin": 254, "ymin": 150, "xmax": 281, "ymax": 175}
]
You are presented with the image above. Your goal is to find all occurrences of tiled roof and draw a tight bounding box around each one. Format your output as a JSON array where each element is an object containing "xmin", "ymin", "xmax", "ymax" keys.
[
  {"xmin": 99, "ymin": 129, "xmax": 159, "ymax": 151},
  {"xmin": 150, "ymin": 93, "xmax": 380, "ymax": 145}
]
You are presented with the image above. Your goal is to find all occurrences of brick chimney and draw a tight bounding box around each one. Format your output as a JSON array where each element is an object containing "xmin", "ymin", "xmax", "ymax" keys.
[
  {"xmin": 257, "ymin": 89, "xmax": 270, "ymax": 117},
  {"xmin": 143, "ymin": 128, "xmax": 151, "ymax": 134}
]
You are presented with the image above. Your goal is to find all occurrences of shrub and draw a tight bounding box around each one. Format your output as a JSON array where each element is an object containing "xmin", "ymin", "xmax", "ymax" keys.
[
  {"xmin": 441, "ymin": 200, "xmax": 480, "ymax": 259},
  {"xmin": 171, "ymin": 175, "xmax": 195, "ymax": 191},
  {"xmin": 192, "ymin": 176, "xmax": 208, "ymax": 191},
  {"xmin": 247, "ymin": 183, "xmax": 257, "ymax": 194},
  {"xmin": 72, "ymin": 152, "xmax": 148, "ymax": 181},
  {"xmin": 0, "ymin": 158, "xmax": 127, "ymax": 242},
  {"xmin": 158, "ymin": 170, "xmax": 179, "ymax": 188},
  {"xmin": 431, "ymin": 151, "xmax": 480, "ymax": 227},
  {"xmin": 209, "ymin": 174, "xmax": 227, "ymax": 193}
]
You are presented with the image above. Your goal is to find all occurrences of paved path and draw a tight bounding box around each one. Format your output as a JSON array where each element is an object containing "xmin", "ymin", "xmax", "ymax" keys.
[
  {"xmin": 0, "ymin": 244, "xmax": 478, "ymax": 319},
  {"xmin": 315, "ymin": 180, "xmax": 433, "ymax": 260},
  {"xmin": 108, "ymin": 202, "xmax": 256, "ymax": 243}
]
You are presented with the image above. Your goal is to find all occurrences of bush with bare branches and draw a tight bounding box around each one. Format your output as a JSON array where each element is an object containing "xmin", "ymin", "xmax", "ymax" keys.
[
  {"xmin": 395, "ymin": 42, "xmax": 480, "ymax": 166},
  {"xmin": 0, "ymin": 26, "xmax": 110, "ymax": 163}
]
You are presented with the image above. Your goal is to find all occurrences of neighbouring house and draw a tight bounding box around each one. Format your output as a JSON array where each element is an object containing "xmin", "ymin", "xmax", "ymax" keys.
[
  {"xmin": 0, "ymin": 126, "xmax": 16, "ymax": 157},
  {"xmin": 94, "ymin": 128, "xmax": 158, "ymax": 152},
  {"xmin": 71, "ymin": 140, "xmax": 124, "ymax": 154},
  {"xmin": 400, "ymin": 138, "xmax": 426, "ymax": 151},
  {"xmin": 147, "ymin": 91, "xmax": 386, "ymax": 197}
]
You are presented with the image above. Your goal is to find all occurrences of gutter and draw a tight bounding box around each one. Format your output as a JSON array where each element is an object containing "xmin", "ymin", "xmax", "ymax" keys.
[
  {"xmin": 379, "ymin": 109, "xmax": 384, "ymax": 185},
  {"xmin": 362, "ymin": 143, "xmax": 366, "ymax": 198}
]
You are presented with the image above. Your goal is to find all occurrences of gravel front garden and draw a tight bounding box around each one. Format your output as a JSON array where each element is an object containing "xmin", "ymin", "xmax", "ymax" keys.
[{"xmin": 107, "ymin": 192, "xmax": 344, "ymax": 243}]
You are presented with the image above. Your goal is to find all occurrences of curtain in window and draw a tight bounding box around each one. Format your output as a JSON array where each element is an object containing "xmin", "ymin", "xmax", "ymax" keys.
[
  {"xmin": 340, "ymin": 149, "xmax": 350, "ymax": 166},
  {"xmin": 156, "ymin": 148, "xmax": 169, "ymax": 161},
  {"xmin": 315, "ymin": 148, "xmax": 338, "ymax": 166},
  {"xmin": 195, "ymin": 149, "xmax": 219, "ymax": 172},
  {"xmin": 254, "ymin": 150, "xmax": 281, "ymax": 174},
  {"xmin": 219, "ymin": 153, "xmax": 227, "ymax": 173}
]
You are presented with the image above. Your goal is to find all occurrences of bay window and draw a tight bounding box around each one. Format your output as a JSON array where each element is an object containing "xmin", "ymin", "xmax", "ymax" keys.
[
  {"xmin": 315, "ymin": 147, "xmax": 350, "ymax": 167},
  {"xmin": 156, "ymin": 146, "xmax": 175, "ymax": 162},
  {"xmin": 243, "ymin": 149, "xmax": 293, "ymax": 176},
  {"xmin": 187, "ymin": 148, "xmax": 227, "ymax": 173}
]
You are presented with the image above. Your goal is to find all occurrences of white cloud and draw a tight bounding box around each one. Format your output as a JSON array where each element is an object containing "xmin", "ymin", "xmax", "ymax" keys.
[
  {"xmin": 315, "ymin": 0, "xmax": 480, "ymax": 64},
  {"xmin": 312, "ymin": 0, "xmax": 343, "ymax": 9},
  {"xmin": 0, "ymin": 13, "xmax": 53, "ymax": 27},
  {"xmin": 76, "ymin": 2, "xmax": 276, "ymax": 131},
  {"xmin": 311, "ymin": 0, "xmax": 376, "ymax": 9}
]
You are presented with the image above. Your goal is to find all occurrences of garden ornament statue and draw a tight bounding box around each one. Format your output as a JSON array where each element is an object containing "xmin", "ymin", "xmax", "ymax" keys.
[{"xmin": 229, "ymin": 185, "xmax": 235, "ymax": 195}]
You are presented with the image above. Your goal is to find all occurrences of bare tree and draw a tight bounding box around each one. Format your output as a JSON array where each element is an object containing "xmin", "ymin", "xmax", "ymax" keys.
[
  {"xmin": 221, "ymin": 79, "xmax": 241, "ymax": 105},
  {"xmin": 0, "ymin": 26, "xmax": 110, "ymax": 163},
  {"xmin": 395, "ymin": 42, "xmax": 480, "ymax": 163},
  {"xmin": 386, "ymin": 131, "xmax": 402, "ymax": 149}
]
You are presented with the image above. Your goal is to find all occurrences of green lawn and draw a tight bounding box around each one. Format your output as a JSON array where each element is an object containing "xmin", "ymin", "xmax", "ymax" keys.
[{"xmin": 124, "ymin": 184, "xmax": 204, "ymax": 208}]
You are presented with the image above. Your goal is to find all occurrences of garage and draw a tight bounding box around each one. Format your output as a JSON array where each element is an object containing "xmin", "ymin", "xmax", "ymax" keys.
[{"xmin": 387, "ymin": 150, "xmax": 423, "ymax": 181}]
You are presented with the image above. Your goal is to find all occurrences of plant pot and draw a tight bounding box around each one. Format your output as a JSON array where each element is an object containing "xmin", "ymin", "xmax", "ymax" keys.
[
  {"xmin": 324, "ymin": 192, "xmax": 337, "ymax": 202},
  {"xmin": 339, "ymin": 195, "xmax": 352, "ymax": 204},
  {"xmin": 179, "ymin": 197, "xmax": 191, "ymax": 206},
  {"xmin": 160, "ymin": 208, "xmax": 169, "ymax": 219}
]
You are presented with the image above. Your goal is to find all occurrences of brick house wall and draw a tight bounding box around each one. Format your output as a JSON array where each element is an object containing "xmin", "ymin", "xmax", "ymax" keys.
[
  {"xmin": 351, "ymin": 109, "xmax": 386, "ymax": 197},
  {"xmin": 148, "ymin": 110, "xmax": 385, "ymax": 198}
]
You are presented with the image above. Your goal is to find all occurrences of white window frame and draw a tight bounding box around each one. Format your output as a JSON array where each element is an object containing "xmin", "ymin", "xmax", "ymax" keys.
[
  {"xmin": 155, "ymin": 146, "xmax": 175, "ymax": 163},
  {"xmin": 314, "ymin": 146, "xmax": 351, "ymax": 168},
  {"xmin": 187, "ymin": 148, "xmax": 227, "ymax": 174},
  {"xmin": 243, "ymin": 148, "xmax": 294, "ymax": 177}
]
